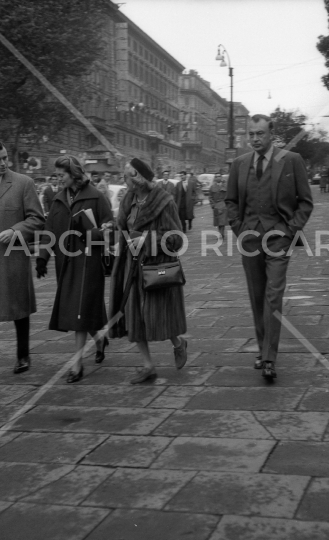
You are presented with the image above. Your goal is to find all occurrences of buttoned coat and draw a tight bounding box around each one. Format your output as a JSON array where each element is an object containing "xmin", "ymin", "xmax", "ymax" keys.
[
  {"xmin": 225, "ymin": 147, "xmax": 313, "ymax": 237},
  {"xmin": 0, "ymin": 169, "xmax": 45, "ymax": 321},
  {"xmin": 158, "ymin": 180, "xmax": 176, "ymax": 197},
  {"xmin": 39, "ymin": 183, "xmax": 113, "ymax": 332},
  {"xmin": 175, "ymin": 178, "xmax": 197, "ymax": 220}
]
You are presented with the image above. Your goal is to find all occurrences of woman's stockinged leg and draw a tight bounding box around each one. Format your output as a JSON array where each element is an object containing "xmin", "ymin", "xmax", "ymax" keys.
[
  {"xmin": 74, "ymin": 331, "xmax": 87, "ymax": 371},
  {"xmin": 136, "ymin": 340, "xmax": 154, "ymax": 370},
  {"xmin": 89, "ymin": 330, "xmax": 103, "ymax": 352},
  {"xmin": 171, "ymin": 336, "xmax": 181, "ymax": 348}
]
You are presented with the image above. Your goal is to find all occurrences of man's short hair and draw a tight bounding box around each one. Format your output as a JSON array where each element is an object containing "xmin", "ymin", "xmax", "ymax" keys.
[
  {"xmin": 250, "ymin": 114, "xmax": 274, "ymax": 130},
  {"xmin": 91, "ymin": 170, "xmax": 99, "ymax": 176},
  {"xmin": 0, "ymin": 141, "xmax": 6, "ymax": 151},
  {"xmin": 162, "ymin": 170, "xmax": 169, "ymax": 174},
  {"xmin": 50, "ymin": 173, "xmax": 57, "ymax": 179},
  {"xmin": 179, "ymin": 170, "xmax": 186, "ymax": 175}
]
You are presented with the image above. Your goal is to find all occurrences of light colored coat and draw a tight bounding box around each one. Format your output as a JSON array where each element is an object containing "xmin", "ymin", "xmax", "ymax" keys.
[{"xmin": 0, "ymin": 169, "xmax": 45, "ymax": 321}]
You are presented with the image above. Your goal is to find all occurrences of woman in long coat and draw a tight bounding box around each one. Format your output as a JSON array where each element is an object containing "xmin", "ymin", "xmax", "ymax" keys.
[
  {"xmin": 37, "ymin": 156, "xmax": 113, "ymax": 383},
  {"xmin": 209, "ymin": 172, "xmax": 228, "ymax": 240},
  {"xmin": 108, "ymin": 158, "xmax": 187, "ymax": 384}
]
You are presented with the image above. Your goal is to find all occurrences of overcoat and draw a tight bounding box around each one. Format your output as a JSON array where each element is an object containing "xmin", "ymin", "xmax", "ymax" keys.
[
  {"xmin": 39, "ymin": 183, "xmax": 113, "ymax": 332},
  {"xmin": 108, "ymin": 185, "xmax": 187, "ymax": 342},
  {"xmin": 209, "ymin": 183, "xmax": 228, "ymax": 227},
  {"xmin": 0, "ymin": 169, "xmax": 44, "ymax": 322},
  {"xmin": 175, "ymin": 178, "xmax": 197, "ymax": 220}
]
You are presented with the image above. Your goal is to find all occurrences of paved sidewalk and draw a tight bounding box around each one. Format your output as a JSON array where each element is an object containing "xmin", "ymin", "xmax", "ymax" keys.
[{"xmin": 1, "ymin": 186, "xmax": 329, "ymax": 539}]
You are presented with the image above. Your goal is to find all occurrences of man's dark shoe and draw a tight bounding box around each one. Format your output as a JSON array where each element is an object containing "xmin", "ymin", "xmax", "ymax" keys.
[
  {"xmin": 254, "ymin": 355, "xmax": 263, "ymax": 369},
  {"xmin": 14, "ymin": 357, "xmax": 30, "ymax": 374},
  {"xmin": 95, "ymin": 336, "xmax": 109, "ymax": 364},
  {"xmin": 262, "ymin": 361, "xmax": 277, "ymax": 379}
]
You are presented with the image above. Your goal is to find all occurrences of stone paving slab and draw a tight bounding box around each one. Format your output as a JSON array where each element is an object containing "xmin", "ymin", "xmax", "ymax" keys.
[
  {"xmin": 152, "ymin": 410, "xmax": 271, "ymax": 439},
  {"xmin": 83, "ymin": 435, "xmax": 172, "ymax": 467},
  {"xmin": 254, "ymin": 411, "xmax": 329, "ymax": 441},
  {"xmin": 147, "ymin": 386, "xmax": 204, "ymax": 409},
  {"xmin": 165, "ymin": 471, "xmax": 308, "ymax": 518},
  {"xmin": 205, "ymin": 366, "xmax": 329, "ymax": 388},
  {"xmin": 185, "ymin": 387, "xmax": 306, "ymax": 411},
  {"xmin": 38, "ymin": 385, "xmax": 164, "ymax": 408},
  {"xmin": 208, "ymin": 515, "xmax": 329, "ymax": 540},
  {"xmin": 12, "ymin": 405, "xmax": 172, "ymax": 435},
  {"xmin": 0, "ymin": 463, "xmax": 74, "ymax": 501},
  {"xmin": 151, "ymin": 437, "xmax": 275, "ymax": 472},
  {"xmin": 0, "ymin": 385, "xmax": 36, "ymax": 406},
  {"xmin": 0, "ymin": 502, "xmax": 110, "ymax": 540},
  {"xmin": 22, "ymin": 465, "xmax": 114, "ymax": 506},
  {"xmin": 299, "ymin": 388, "xmax": 329, "ymax": 412},
  {"xmin": 263, "ymin": 441, "xmax": 329, "ymax": 476},
  {"xmin": 297, "ymin": 477, "xmax": 329, "ymax": 521},
  {"xmin": 85, "ymin": 508, "xmax": 219, "ymax": 540},
  {"xmin": 83, "ymin": 468, "xmax": 196, "ymax": 509},
  {"xmin": 0, "ymin": 432, "xmax": 108, "ymax": 464}
]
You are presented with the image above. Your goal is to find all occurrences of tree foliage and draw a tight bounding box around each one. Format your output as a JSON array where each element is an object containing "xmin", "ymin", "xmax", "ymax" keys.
[
  {"xmin": 270, "ymin": 107, "xmax": 329, "ymax": 167},
  {"xmin": 317, "ymin": 0, "xmax": 329, "ymax": 90},
  {"xmin": 0, "ymin": 0, "xmax": 114, "ymax": 169}
]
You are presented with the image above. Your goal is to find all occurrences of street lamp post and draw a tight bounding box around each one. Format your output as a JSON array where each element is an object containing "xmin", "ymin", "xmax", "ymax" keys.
[{"xmin": 216, "ymin": 45, "xmax": 234, "ymax": 149}]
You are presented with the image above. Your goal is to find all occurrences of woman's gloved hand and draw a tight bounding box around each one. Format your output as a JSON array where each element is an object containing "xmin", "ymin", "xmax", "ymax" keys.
[{"xmin": 35, "ymin": 258, "xmax": 48, "ymax": 279}]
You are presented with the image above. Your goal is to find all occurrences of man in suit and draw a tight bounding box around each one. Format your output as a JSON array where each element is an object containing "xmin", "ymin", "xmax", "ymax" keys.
[
  {"xmin": 175, "ymin": 171, "xmax": 197, "ymax": 232},
  {"xmin": 225, "ymin": 114, "xmax": 313, "ymax": 379},
  {"xmin": 158, "ymin": 170, "xmax": 176, "ymax": 196},
  {"xmin": 0, "ymin": 141, "xmax": 44, "ymax": 373},
  {"xmin": 43, "ymin": 174, "xmax": 62, "ymax": 214}
]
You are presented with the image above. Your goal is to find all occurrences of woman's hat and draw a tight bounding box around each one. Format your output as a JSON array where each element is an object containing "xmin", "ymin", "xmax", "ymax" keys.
[{"xmin": 130, "ymin": 158, "xmax": 154, "ymax": 181}]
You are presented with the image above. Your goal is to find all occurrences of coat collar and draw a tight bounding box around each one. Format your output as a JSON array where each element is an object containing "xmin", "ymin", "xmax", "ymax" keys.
[
  {"xmin": 54, "ymin": 182, "xmax": 99, "ymax": 209},
  {"xmin": 0, "ymin": 169, "xmax": 13, "ymax": 199},
  {"xmin": 118, "ymin": 185, "xmax": 172, "ymax": 230}
]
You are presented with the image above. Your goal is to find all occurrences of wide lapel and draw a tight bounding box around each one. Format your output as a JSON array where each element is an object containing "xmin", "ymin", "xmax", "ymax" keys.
[
  {"xmin": 0, "ymin": 169, "xmax": 13, "ymax": 200},
  {"xmin": 238, "ymin": 153, "xmax": 253, "ymax": 219},
  {"xmin": 271, "ymin": 147, "xmax": 286, "ymax": 206}
]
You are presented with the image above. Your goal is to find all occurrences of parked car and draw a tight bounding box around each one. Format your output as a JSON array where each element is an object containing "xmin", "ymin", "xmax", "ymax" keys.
[
  {"xmin": 312, "ymin": 173, "xmax": 321, "ymax": 185},
  {"xmin": 198, "ymin": 174, "xmax": 215, "ymax": 195},
  {"xmin": 108, "ymin": 184, "xmax": 127, "ymax": 218}
]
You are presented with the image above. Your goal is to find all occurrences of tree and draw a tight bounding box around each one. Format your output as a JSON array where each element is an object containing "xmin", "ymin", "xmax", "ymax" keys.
[
  {"xmin": 270, "ymin": 107, "xmax": 329, "ymax": 167},
  {"xmin": 317, "ymin": 0, "xmax": 329, "ymax": 90},
  {"xmin": 0, "ymin": 0, "xmax": 116, "ymax": 170}
]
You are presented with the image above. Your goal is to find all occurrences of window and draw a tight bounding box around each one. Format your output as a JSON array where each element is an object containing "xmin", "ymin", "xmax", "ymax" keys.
[
  {"xmin": 155, "ymin": 58, "xmax": 158, "ymax": 68},
  {"xmin": 128, "ymin": 37, "xmax": 131, "ymax": 48},
  {"xmin": 141, "ymin": 140, "xmax": 145, "ymax": 151},
  {"xmin": 144, "ymin": 49, "xmax": 148, "ymax": 60},
  {"xmin": 139, "ymin": 45, "xmax": 143, "ymax": 56},
  {"xmin": 135, "ymin": 138, "xmax": 139, "ymax": 149},
  {"xmin": 123, "ymin": 134, "xmax": 126, "ymax": 146},
  {"xmin": 133, "ymin": 40, "xmax": 137, "ymax": 52}
]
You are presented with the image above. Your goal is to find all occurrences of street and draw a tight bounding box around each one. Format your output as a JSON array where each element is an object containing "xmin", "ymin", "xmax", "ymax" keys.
[{"xmin": 0, "ymin": 185, "xmax": 329, "ymax": 539}]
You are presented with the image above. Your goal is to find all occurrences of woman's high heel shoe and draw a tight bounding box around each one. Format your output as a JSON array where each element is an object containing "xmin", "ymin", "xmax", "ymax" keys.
[
  {"xmin": 67, "ymin": 365, "xmax": 84, "ymax": 384},
  {"xmin": 95, "ymin": 336, "xmax": 109, "ymax": 364}
]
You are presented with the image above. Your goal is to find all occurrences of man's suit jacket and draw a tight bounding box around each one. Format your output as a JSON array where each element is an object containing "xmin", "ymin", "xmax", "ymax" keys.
[
  {"xmin": 175, "ymin": 178, "xmax": 197, "ymax": 220},
  {"xmin": 225, "ymin": 147, "xmax": 313, "ymax": 237},
  {"xmin": 43, "ymin": 185, "xmax": 62, "ymax": 213},
  {"xmin": 158, "ymin": 180, "xmax": 176, "ymax": 196}
]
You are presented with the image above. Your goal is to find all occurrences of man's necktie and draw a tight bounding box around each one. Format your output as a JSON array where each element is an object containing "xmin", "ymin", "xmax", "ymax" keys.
[{"xmin": 256, "ymin": 155, "xmax": 265, "ymax": 180}]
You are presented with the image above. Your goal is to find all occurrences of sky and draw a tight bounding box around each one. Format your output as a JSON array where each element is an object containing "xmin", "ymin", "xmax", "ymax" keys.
[{"xmin": 119, "ymin": 0, "xmax": 329, "ymax": 133}]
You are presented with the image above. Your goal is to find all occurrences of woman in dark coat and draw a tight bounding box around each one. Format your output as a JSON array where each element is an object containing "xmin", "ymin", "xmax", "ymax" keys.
[
  {"xmin": 108, "ymin": 158, "xmax": 187, "ymax": 384},
  {"xmin": 36, "ymin": 156, "xmax": 114, "ymax": 383},
  {"xmin": 209, "ymin": 172, "xmax": 228, "ymax": 240}
]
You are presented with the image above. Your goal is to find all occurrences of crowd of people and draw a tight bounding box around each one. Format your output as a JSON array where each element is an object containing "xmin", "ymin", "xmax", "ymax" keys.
[{"xmin": 0, "ymin": 114, "xmax": 314, "ymax": 384}]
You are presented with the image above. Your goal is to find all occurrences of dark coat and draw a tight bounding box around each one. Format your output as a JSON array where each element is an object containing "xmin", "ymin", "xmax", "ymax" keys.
[
  {"xmin": 108, "ymin": 185, "xmax": 187, "ymax": 342},
  {"xmin": 39, "ymin": 183, "xmax": 113, "ymax": 332},
  {"xmin": 43, "ymin": 185, "xmax": 62, "ymax": 213},
  {"xmin": 158, "ymin": 180, "xmax": 176, "ymax": 196},
  {"xmin": 0, "ymin": 169, "xmax": 44, "ymax": 321},
  {"xmin": 225, "ymin": 147, "xmax": 313, "ymax": 237},
  {"xmin": 175, "ymin": 178, "xmax": 197, "ymax": 220},
  {"xmin": 209, "ymin": 184, "xmax": 228, "ymax": 227}
]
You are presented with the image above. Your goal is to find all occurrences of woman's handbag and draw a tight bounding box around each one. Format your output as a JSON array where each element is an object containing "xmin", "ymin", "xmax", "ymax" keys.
[{"xmin": 141, "ymin": 258, "xmax": 186, "ymax": 291}]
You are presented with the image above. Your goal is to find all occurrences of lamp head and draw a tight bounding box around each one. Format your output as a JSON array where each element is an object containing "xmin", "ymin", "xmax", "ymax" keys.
[
  {"xmin": 216, "ymin": 46, "xmax": 223, "ymax": 61},
  {"xmin": 220, "ymin": 59, "xmax": 227, "ymax": 67}
]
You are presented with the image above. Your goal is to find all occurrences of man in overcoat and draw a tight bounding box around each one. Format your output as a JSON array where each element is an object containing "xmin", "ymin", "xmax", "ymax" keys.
[
  {"xmin": 43, "ymin": 173, "xmax": 62, "ymax": 214},
  {"xmin": 0, "ymin": 142, "xmax": 45, "ymax": 373},
  {"xmin": 158, "ymin": 171, "xmax": 176, "ymax": 196},
  {"xmin": 225, "ymin": 114, "xmax": 313, "ymax": 379},
  {"xmin": 175, "ymin": 171, "xmax": 197, "ymax": 232}
]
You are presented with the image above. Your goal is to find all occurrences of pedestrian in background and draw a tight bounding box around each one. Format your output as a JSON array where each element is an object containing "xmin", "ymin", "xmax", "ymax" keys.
[
  {"xmin": 175, "ymin": 170, "xmax": 197, "ymax": 232},
  {"xmin": 158, "ymin": 170, "xmax": 176, "ymax": 196},
  {"xmin": 96, "ymin": 178, "xmax": 112, "ymax": 209},
  {"xmin": 36, "ymin": 155, "xmax": 114, "ymax": 383},
  {"xmin": 108, "ymin": 158, "xmax": 187, "ymax": 384},
  {"xmin": 43, "ymin": 173, "xmax": 62, "ymax": 214},
  {"xmin": 90, "ymin": 170, "xmax": 101, "ymax": 186},
  {"xmin": 226, "ymin": 114, "xmax": 313, "ymax": 380},
  {"xmin": 320, "ymin": 166, "xmax": 329, "ymax": 193},
  {"xmin": 209, "ymin": 172, "xmax": 228, "ymax": 240},
  {"xmin": 0, "ymin": 141, "xmax": 44, "ymax": 374}
]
